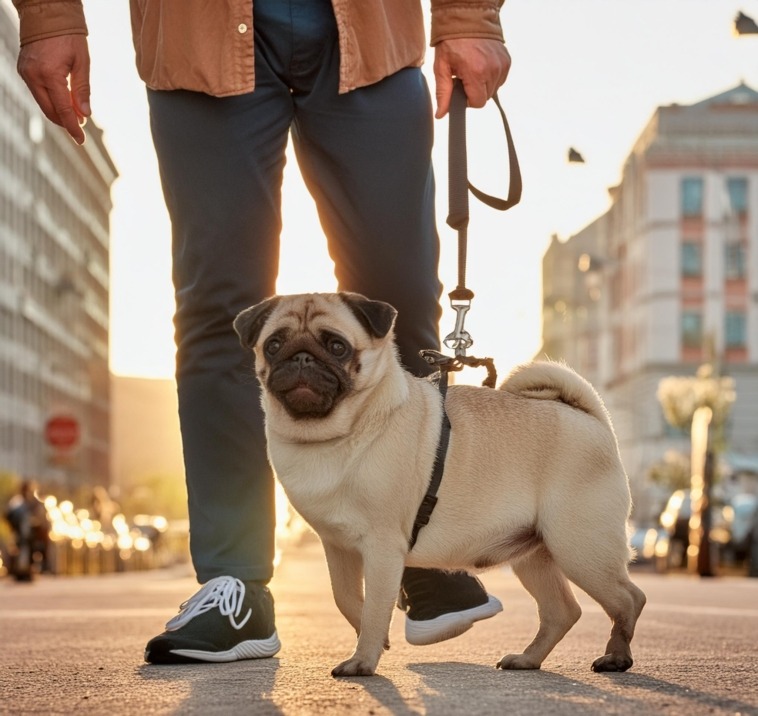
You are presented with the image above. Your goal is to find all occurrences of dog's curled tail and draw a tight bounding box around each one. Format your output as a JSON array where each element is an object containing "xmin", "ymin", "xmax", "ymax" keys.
[{"xmin": 500, "ymin": 361, "xmax": 612, "ymax": 428}]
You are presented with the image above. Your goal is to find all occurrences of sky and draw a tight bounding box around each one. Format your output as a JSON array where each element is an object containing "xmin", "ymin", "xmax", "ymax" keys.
[{"xmin": 78, "ymin": 0, "xmax": 758, "ymax": 380}]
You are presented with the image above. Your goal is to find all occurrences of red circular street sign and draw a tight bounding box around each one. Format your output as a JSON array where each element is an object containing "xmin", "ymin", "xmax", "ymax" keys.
[{"xmin": 45, "ymin": 415, "xmax": 80, "ymax": 449}]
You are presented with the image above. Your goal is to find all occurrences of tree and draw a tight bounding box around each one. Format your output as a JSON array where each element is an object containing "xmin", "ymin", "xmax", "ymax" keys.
[
  {"xmin": 657, "ymin": 364, "xmax": 736, "ymax": 452},
  {"xmin": 647, "ymin": 450, "xmax": 691, "ymax": 492}
]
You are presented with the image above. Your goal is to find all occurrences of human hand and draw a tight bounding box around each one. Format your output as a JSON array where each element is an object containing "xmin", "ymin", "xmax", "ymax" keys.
[
  {"xmin": 433, "ymin": 38, "xmax": 511, "ymax": 119},
  {"xmin": 17, "ymin": 35, "xmax": 91, "ymax": 145}
]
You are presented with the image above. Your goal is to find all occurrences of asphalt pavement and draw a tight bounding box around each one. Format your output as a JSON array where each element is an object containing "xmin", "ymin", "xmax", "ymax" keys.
[{"xmin": 2, "ymin": 538, "xmax": 758, "ymax": 716}]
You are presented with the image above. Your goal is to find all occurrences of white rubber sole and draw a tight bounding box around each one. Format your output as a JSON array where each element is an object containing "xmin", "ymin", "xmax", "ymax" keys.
[
  {"xmin": 169, "ymin": 631, "xmax": 281, "ymax": 663},
  {"xmin": 405, "ymin": 595, "xmax": 503, "ymax": 646}
]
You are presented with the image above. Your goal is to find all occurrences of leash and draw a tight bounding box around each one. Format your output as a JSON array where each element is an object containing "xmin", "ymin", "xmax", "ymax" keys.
[
  {"xmin": 408, "ymin": 79, "xmax": 522, "ymax": 551},
  {"xmin": 444, "ymin": 78, "xmax": 522, "ymax": 360}
]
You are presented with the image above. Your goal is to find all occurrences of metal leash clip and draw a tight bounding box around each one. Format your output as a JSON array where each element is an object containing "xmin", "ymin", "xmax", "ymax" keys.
[
  {"xmin": 443, "ymin": 298, "xmax": 474, "ymax": 357},
  {"xmin": 420, "ymin": 347, "xmax": 498, "ymax": 389}
]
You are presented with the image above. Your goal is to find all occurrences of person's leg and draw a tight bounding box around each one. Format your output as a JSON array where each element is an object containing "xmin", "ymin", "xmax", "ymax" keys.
[
  {"xmin": 292, "ymin": 67, "xmax": 441, "ymax": 375},
  {"xmin": 143, "ymin": 3, "xmax": 298, "ymax": 663},
  {"xmin": 147, "ymin": 84, "xmax": 289, "ymax": 585},
  {"xmin": 290, "ymin": 22, "xmax": 502, "ymax": 645}
]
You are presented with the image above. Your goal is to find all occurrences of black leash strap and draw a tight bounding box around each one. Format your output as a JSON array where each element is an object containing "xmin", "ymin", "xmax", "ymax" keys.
[{"xmin": 446, "ymin": 78, "xmax": 522, "ymax": 303}]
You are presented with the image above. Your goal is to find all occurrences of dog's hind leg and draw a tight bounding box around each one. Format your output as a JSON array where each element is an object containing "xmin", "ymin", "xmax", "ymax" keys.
[
  {"xmin": 590, "ymin": 580, "xmax": 646, "ymax": 673},
  {"xmin": 574, "ymin": 566, "xmax": 645, "ymax": 672},
  {"xmin": 545, "ymin": 525, "xmax": 646, "ymax": 672},
  {"xmin": 497, "ymin": 546, "xmax": 582, "ymax": 670}
]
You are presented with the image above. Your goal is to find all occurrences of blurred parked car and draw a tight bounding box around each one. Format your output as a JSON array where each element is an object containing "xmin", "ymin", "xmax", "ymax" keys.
[
  {"xmin": 656, "ymin": 488, "xmax": 757, "ymax": 573},
  {"xmin": 657, "ymin": 489, "xmax": 731, "ymax": 572},
  {"xmin": 720, "ymin": 493, "xmax": 758, "ymax": 566},
  {"xmin": 630, "ymin": 525, "xmax": 668, "ymax": 565}
]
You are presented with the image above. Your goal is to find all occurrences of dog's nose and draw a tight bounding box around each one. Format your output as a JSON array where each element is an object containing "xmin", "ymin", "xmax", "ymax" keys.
[{"xmin": 291, "ymin": 351, "xmax": 315, "ymax": 367}]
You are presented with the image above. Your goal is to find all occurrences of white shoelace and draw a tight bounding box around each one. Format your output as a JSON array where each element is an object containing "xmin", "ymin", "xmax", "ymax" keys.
[{"xmin": 166, "ymin": 576, "xmax": 253, "ymax": 631}]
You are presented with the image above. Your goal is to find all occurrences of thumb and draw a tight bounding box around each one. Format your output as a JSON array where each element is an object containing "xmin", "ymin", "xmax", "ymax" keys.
[{"xmin": 434, "ymin": 71, "xmax": 453, "ymax": 119}]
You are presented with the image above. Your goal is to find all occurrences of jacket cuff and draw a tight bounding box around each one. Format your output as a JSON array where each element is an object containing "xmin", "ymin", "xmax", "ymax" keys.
[
  {"xmin": 430, "ymin": 0, "xmax": 505, "ymax": 45},
  {"xmin": 13, "ymin": 0, "xmax": 87, "ymax": 46}
]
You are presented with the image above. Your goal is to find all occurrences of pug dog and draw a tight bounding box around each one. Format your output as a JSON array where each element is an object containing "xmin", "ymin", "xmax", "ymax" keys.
[{"xmin": 234, "ymin": 292, "xmax": 646, "ymax": 678}]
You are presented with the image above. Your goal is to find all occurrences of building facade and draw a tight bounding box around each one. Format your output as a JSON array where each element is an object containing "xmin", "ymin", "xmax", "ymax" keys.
[
  {"xmin": 539, "ymin": 83, "xmax": 758, "ymax": 520},
  {"xmin": 0, "ymin": 4, "xmax": 117, "ymax": 490}
]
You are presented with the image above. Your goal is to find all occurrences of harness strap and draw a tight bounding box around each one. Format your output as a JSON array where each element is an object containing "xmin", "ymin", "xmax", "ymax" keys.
[
  {"xmin": 407, "ymin": 351, "xmax": 497, "ymax": 550},
  {"xmin": 408, "ymin": 369, "xmax": 451, "ymax": 550}
]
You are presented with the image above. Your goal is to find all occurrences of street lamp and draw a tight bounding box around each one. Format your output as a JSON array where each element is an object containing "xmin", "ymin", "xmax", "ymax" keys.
[{"xmin": 734, "ymin": 11, "xmax": 758, "ymax": 35}]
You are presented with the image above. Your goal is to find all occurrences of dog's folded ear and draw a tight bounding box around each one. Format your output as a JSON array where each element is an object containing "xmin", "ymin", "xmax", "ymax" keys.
[
  {"xmin": 339, "ymin": 292, "xmax": 397, "ymax": 339},
  {"xmin": 234, "ymin": 296, "xmax": 283, "ymax": 349}
]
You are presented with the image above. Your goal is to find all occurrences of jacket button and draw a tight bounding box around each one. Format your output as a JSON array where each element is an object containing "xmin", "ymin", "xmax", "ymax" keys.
[{"xmin": 238, "ymin": 23, "xmax": 248, "ymax": 33}]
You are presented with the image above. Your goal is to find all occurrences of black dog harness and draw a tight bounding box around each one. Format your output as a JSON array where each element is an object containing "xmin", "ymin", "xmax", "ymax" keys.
[
  {"xmin": 407, "ymin": 365, "xmax": 451, "ymax": 551},
  {"xmin": 407, "ymin": 352, "xmax": 497, "ymax": 550}
]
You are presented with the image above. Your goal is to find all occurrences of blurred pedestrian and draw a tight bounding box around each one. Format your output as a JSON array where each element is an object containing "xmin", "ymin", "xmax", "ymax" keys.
[
  {"xmin": 13, "ymin": 0, "xmax": 510, "ymax": 662},
  {"xmin": 4, "ymin": 479, "xmax": 50, "ymax": 581}
]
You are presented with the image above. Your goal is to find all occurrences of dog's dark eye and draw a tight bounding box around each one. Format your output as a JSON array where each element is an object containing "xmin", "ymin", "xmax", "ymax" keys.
[
  {"xmin": 327, "ymin": 339, "xmax": 348, "ymax": 357},
  {"xmin": 264, "ymin": 338, "xmax": 282, "ymax": 356}
]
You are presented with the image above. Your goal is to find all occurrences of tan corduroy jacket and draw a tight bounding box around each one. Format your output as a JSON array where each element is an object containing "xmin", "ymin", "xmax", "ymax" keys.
[{"xmin": 13, "ymin": 0, "xmax": 504, "ymax": 96}]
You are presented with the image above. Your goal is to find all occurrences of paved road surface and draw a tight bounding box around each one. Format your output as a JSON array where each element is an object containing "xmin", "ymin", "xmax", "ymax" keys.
[{"xmin": 2, "ymin": 539, "xmax": 757, "ymax": 715}]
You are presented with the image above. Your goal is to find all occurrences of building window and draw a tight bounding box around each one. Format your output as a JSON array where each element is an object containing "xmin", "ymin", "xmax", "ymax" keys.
[
  {"xmin": 681, "ymin": 311, "xmax": 702, "ymax": 349},
  {"xmin": 681, "ymin": 177, "xmax": 704, "ymax": 217},
  {"xmin": 725, "ymin": 311, "xmax": 746, "ymax": 349},
  {"xmin": 681, "ymin": 242, "xmax": 702, "ymax": 277},
  {"xmin": 726, "ymin": 177, "xmax": 748, "ymax": 216},
  {"xmin": 725, "ymin": 242, "xmax": 746, "ymax": 280}
]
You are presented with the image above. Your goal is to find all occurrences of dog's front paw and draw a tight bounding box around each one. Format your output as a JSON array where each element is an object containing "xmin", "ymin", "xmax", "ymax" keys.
[
  {"xmin": 496, "ymin": 653, "xmax": 542, "ymax": 670},
  {"xmin": 331, "ymin": 657, "xmax": 376, "ymax": 677}
]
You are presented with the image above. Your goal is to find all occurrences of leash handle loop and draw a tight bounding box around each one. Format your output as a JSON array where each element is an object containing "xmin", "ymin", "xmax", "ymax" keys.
[
  {"xmin": 446, "ymin": 79, "xmax": 523, "ymax": 223},
  {"xmin": 468, "ymin": 91, "xmax": 523, "ymax": 211}
]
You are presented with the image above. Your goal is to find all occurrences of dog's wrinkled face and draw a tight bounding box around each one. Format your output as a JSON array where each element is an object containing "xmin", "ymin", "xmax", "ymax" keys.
[
  {"xmin": 261, "ymin": 320, "xmax": 350, "ymax": 419},
  {"xmin": 234, "ymin": 292, "xmax": 397, "ymax": 423}
]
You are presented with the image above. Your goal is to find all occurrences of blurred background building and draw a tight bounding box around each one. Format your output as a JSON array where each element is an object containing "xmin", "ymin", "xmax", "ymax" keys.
[
  {"xmin": 109, "ymin": 375, "xmax": 185, "ymax": 516},
  {"xmin": 0, "ymin": 5, "xmax": 117, "ymax": 491},
  {"xmin": 540, "ymin": 82, "xmax": 758, "ymax": 521}
]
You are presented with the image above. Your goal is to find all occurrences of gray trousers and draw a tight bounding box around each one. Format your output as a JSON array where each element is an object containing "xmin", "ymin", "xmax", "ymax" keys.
[{"xmin": 147, "ymin": 0, "xmax": 442, "ymax": 582}]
